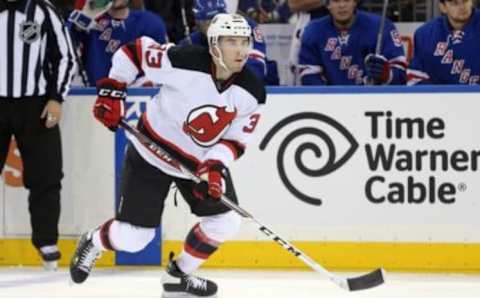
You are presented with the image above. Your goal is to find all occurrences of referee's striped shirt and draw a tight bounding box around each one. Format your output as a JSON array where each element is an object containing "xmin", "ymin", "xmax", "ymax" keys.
[{"xmin": 0, "ymin": 0, "xmax": 76, "ymax": 102}]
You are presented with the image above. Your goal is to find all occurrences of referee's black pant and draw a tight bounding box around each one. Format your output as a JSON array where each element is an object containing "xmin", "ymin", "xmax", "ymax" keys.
[{"xmin": 0, "ymin": 98, "xmax": 63, "ymax": 249}]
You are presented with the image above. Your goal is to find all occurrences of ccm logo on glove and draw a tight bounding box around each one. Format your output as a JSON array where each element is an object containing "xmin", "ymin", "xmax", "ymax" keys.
[
  {"xmin": 97, "ymin": 89, "xmax": 127, "ymax": 99},
  {"xmin": 93, "ymin": 78, "xmax": 127, "ymax": 131}
]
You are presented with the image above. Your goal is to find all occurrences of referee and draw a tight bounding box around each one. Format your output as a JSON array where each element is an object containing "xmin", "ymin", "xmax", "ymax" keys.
[{"xmin": 0, "ymin": 0, "xmax": 75, "ymax": 270}]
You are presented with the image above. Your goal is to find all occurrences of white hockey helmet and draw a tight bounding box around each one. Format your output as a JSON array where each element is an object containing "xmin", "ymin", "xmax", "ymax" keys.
[{"xmin": 207, "ymin": 13, "xmax": 252, "ymax": 49}]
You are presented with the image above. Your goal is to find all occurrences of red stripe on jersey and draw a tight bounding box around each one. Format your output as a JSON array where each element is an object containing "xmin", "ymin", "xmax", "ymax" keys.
[
  {"xmin": 219, "ymin": 139, "xmax": 245, "ymax": 160},
  {"xmin": 135, "ymin": 38, "xmax": 143, "ymax": 68},
  {"xmin": 407, "ymin": 72, "xmax": 428, "ymax": 80},
  {"xmin": 248, "ymin": 53, "xmax": 265, "ymax": 62},
  {"xmin": 121, "ymin": 46, "xmax": 142, "ymax": 73},
  {"xmin": 219, "ymin": 140, "xmax": 238, "ymax": 159},
  {"xmin": 390, "ymin": 60, "xmax": 408, "ymax": 70},
  {"xmin": 407, "ymin": 73, "xmax": 427, "ymax": 84},
  {"xmin": 142, "ymin": 113, "xmax": 201, "ymax": 167},
  {"xmin": 141, "ymin": 140, "xmax": 182, "ymax": 170}
]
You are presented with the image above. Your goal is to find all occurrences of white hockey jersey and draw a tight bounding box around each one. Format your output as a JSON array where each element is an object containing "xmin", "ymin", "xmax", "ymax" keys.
[{"xmin": 109, "ymin": 36, "xmax": 266, "ymax": 179}]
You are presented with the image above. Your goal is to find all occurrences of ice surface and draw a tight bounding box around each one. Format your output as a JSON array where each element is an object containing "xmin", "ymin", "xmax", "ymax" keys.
[{"xmin": 0, "ymin": 267, "xmax": 479, "ymax": 298}]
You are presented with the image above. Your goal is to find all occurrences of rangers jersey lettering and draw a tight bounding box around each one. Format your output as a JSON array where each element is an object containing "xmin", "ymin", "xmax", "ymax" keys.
[
  {"xmin": 110, "ymin": 37, "xmax": 266, "ymax": 178},
  {"xmin": 67, "ymin": 11, "xmax": 167, "ymax": 86},
  {"xmin": 407, "ymin": 9, "xmax": 480, "ymax": 85},
  {"xmin": 298, "ymin": 10, "xmax": 407, "ymax": 85}
]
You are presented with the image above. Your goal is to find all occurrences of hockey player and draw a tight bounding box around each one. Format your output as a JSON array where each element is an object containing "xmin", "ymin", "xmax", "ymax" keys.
[
  {"xmin": 288, "ymin": 0, "xmax": 329, "ymax": 85},
  {"xmin": 298, "ymin": 0, "xmax": 407, "ymax": 85},
  {"xmin": 70, "ymin": 13, "xmax": 265, "ymax": 298},
  {"xmin": 179, "ymin": 0, "xmax": 268, "ymax": 83},
  {"xmin": 407, "ymin": 0, "xmax": 480, "ymax": 85},
  {"xmin": 67, "ymin": 0, "xmax": 167, "ymax": 86}
]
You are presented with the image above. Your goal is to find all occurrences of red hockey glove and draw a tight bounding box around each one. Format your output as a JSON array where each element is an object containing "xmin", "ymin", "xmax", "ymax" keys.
[
  {"xmin": 364, "ymin": 54, "xmax": 392, "ymax": 85},
  {"xmin": 93, "ymin": 78, "xmax": 127, "ymax": 131},
  {"xmin": 193, "ymin": 159, "xmax": 227, "ymax": 201}
]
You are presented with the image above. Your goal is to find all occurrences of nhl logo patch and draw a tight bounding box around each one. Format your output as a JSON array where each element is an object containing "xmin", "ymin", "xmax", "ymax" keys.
[{"xmin": 19, "ymin": 20, "xmax": 41, "ymax": 44}]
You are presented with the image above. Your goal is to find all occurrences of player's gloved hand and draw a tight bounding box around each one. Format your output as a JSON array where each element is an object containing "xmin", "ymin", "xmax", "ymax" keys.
[
  {"xmin": 93, "ymin": 78, "xmax": 127, "ymax": 131},
  {"xmin": 364, "ymin": 54, "xmax": 392, "ymax": 85},
  {"xmin": 68, "ymin": 10, "xmax": 98, "ymax": 32},
  {"xmin": 193, "ymin": 160, "xmax": 227, "ymax": 202}
]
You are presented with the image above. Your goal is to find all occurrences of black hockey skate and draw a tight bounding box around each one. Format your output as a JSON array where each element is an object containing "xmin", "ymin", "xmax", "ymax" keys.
[
  {"xmin": 69, "ymin": 229, "xmax": 101, "ymax": 284},
  {"xmin": 38, "ymin": 245, "xmax": 61, "ymax": 271},
  {"xmin": 162, "ymin": 253, "xmax": 217, "ymax": 298}
]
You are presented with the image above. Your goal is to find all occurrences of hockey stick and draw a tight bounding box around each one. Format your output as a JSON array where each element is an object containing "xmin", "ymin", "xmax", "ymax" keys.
[
  {"xmin": 375, "ymin": 0, "xmax": 390, "ymax": 55},
  {"xmin": 180, "ymin": 0, "xmax": 192, "ymax": 45},
  {"xmin": 365, "ymin": 0, "xmax": 390, "ymax": 85},
  {"xmin": 118, "ymin": 118, "xmax": 385, "ymax": 291}
]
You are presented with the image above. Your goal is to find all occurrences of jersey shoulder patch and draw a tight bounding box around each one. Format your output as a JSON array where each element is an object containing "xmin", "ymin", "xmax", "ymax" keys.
[
  {"xmin": 234, "ymin": 68, "xmax": 266, "ymax": 104},
  {"xmin": 167, "ymin": 45, "xmax": 211, "ymax": 74}
]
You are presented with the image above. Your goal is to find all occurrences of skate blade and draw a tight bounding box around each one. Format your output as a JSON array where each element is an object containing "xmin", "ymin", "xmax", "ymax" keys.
[
  {"xmin": 161, "ymin": 292, "xmax": 217, "ymax": 298},
  {"xmin": 43, "ymin": 261, "xmax": 58, "ymax": 272}
]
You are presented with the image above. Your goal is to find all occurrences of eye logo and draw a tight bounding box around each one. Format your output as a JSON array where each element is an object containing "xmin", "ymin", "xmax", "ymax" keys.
[
  {"xmin": 3, "ymin": 138, "xmax": 24, "ymax": 187},
  {"xmin": 183, "ymin": 105, "xmax": 237, "ymax": 147},
  {"xmin": 259, "ymin": 112, "xmax": 358, "ymax": 206}
]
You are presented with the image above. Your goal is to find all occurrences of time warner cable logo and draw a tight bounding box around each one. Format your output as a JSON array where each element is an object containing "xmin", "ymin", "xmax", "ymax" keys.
[
  {"xmin": 260, "ymin": 111, "xmax": 473, "ymax": 206},
  {"xmin": 259, "ymin": 112, "xmax": 358, "ymax": 206}
]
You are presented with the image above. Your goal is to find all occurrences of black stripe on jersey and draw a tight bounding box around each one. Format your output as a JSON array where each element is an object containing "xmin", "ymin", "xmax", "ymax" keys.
[
  {"xmin": 168, "ymin": 45, "xmax": 266, "ymax": 104},
  {"xmin": 234, "ymin": 67, "xmax": 266, "ymax": 104},
  {"xmin": 58, "ymin": 26, "xmax": 74, "ymax": 98},
  {"xmin": 33, "ymin": 48, "xmax": 42, "ymax": 96},
  {"xmin": 21, "ymin": 0, "xmax": 35, "ymax": 95},
  {"xmin": 42, "ymin": 1, "xmax": 74, "ymax": 101},
  {"xmin": 7, "ymin": 10, "xmax": 15, "ymax": 97},
  {"xmin": 43, "ymin": 13, "xmax": 60, "ymax": 98},
  {"xmin": 168, "ymin": 45, "xmax": 211, "ymax": 74}
]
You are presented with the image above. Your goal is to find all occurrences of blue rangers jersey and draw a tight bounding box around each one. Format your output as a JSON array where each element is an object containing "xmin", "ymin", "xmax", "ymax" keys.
[
  {"xmin": 68, "ymin": 10, "xmax": 167, "ymax": 86},
  {"xmin": 407, "ymin": 9, "xmax": 480, "ymax": 85},
  {"xmin": 179, "ymin": 18, "xmax": 267, "ymax": 81},
  {"xmin": 298, "ymin": 10, "xmax": 407, "ymax": 85}
]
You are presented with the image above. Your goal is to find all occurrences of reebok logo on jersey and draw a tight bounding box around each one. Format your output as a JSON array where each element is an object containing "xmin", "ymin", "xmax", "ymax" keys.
[{"xmin": 183, "ymin": 105, "xmax": 237, "ymax": 147}]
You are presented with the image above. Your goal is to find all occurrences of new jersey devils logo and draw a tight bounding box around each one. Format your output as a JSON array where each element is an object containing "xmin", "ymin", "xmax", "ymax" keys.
[{"xmin": 183, "ymin": 105, "xmax": 237, "ymax": 147}]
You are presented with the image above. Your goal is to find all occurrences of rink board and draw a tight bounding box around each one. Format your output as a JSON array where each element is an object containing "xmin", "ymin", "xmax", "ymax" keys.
[{"xmin": 1, "ymin": 85, "xmax": 480, "ymax": 271}]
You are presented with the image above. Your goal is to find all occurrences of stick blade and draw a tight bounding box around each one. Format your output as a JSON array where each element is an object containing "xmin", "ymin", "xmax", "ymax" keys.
[{"xmin": 346, "ymin": 268, "xmax": 385, "ymax": 291}]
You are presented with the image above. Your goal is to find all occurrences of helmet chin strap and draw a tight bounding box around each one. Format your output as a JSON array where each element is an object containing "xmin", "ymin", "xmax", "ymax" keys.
[{"xmin": 210, "ymin": 45, "xmax": 231, "ymax": 74}]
